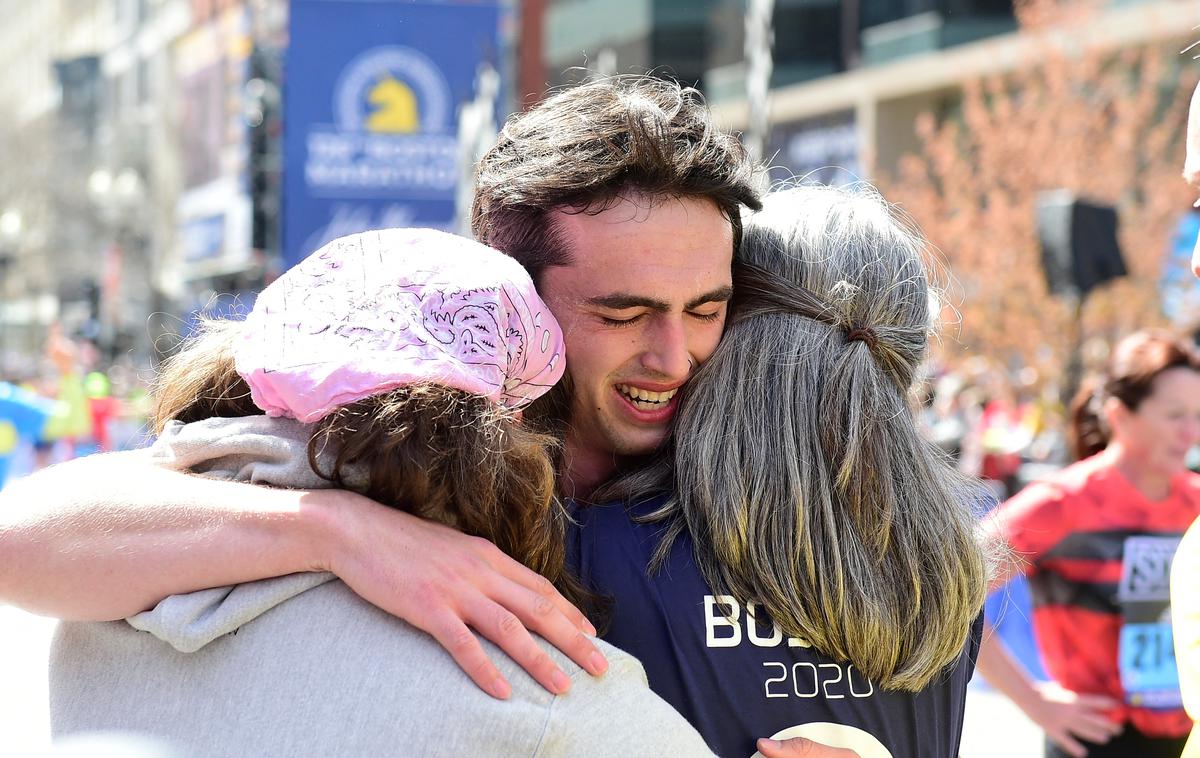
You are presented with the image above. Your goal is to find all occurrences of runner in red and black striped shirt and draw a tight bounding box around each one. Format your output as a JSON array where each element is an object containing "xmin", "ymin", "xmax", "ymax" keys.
[{"xmin": 980, "ymin": 330, "xmax": 1200, "ymax": 758}]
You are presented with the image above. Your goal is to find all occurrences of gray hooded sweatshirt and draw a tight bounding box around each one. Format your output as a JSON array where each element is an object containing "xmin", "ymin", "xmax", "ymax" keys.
[{"xmin": 48, "ymin": 416, "xmax": 715, "ymax": 757}]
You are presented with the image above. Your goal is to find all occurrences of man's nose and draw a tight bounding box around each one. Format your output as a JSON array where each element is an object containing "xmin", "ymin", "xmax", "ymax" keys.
[{"xmin": 640, "ymin": 316, "xmax": 692, "ymax": 380}]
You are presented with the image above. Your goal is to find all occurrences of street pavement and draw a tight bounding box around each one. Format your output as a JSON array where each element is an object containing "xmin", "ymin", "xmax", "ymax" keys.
[{"xmin": 962, "ymin": 684, "xmax": 1043, "ymax": 757}]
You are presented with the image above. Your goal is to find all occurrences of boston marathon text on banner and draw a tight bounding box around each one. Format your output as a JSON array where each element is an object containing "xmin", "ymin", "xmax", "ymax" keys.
[{"xmin": 282, "ymin": 0, "xmax": 505, "ymax": 271}]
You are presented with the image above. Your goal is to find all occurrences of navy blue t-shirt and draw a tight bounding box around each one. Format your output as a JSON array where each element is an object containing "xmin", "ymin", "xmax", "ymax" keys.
[{"xmin": 567, "ymin": 496, "xmax": 982, "ymax": 758}]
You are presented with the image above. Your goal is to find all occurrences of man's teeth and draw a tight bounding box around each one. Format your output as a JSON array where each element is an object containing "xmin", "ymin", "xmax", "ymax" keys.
[{"xmin": 616, "ymin": 384, "xmax": 679, "ymax": 406}]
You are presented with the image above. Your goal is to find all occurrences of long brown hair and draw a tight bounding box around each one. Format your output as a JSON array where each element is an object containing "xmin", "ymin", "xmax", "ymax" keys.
[
  {"xmin": 1069, "ymin": 330, "xmax": 1200, "ymax": 460},
  {"xmin": 152, "ymin": 319, "xmax": 575, "ymax": 592}
]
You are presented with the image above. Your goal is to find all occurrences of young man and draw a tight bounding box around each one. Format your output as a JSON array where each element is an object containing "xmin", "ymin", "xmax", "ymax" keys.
[{"xmin": 0, "ymin": 76, "xmax": 759, "ymax": 699}]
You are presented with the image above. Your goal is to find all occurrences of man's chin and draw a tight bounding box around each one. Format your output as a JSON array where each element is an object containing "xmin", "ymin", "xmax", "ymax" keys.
[{"xmin": 607, "ymin": 427, "xmax": 671, "ymax": 459}]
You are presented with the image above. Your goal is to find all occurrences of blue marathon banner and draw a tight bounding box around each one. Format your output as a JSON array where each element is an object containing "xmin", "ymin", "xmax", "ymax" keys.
[{"xmin": 283, "ymin": 0, "xmax": 505, "ymax": 270}]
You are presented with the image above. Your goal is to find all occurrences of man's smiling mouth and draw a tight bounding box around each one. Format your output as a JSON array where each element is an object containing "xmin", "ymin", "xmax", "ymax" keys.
[{"xmin": 616, "ymin": 384, "xmax": 679, "ymax": 410}]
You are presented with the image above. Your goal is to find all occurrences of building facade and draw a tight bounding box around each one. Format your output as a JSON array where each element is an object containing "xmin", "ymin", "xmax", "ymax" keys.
[
  {"xmin": 532, "ymin": 0, "xmax": 1189, "ymax": 181},
  {"xmin": 0, "ymin": 0, "xmax": 287, "ymax": 369}
]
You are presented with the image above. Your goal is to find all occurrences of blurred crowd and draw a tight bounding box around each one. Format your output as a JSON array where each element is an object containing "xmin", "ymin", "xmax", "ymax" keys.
[
  {"xmin": 917, "ymin": 338, "xmax": 1172, "ymax": 504},
  {"xmin": 921, "ymin": 357, "xmax": 1068, "ymax": 502},
  {"xmin": 0, "ymin": 326, "xmax": 151, "ymax": 489}
]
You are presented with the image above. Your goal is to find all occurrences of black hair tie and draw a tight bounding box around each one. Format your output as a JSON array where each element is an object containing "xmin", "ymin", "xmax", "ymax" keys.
[{"xmin": 846, "ymin": 326, "xmax": 879, "ymax": 351}]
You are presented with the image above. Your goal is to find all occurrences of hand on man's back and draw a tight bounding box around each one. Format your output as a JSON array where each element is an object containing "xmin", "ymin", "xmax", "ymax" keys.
[{"xmin": 321, "ymin": 492, "xmax": 607, "ymax": 698}]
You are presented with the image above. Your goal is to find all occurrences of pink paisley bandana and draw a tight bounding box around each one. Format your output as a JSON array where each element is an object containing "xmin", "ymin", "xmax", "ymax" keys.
[{"xmin": 233, "ymin": 228, "xmax": 566, "ymax": 422}]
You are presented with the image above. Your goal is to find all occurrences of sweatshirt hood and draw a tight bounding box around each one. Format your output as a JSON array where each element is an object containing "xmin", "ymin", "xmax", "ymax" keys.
[
  {"xmin": 127, "ymin": 415, "xmax": 344, "ymax": 652},
  {"xmin": 127, "ymin": 572, "xmax": 338, "ymax": 653}
]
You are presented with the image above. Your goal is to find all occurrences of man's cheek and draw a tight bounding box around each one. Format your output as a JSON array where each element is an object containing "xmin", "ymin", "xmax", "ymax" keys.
[{"xmin": 693, "ymin": 329, "xmax": 725, "ymax": 365}]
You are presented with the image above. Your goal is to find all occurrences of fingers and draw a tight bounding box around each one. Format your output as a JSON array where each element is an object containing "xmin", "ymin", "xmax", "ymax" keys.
[
  {"xmin": 1034, "ymin": 688, "xmax": 1121, "ymax": 751},
  {"xmin": 328, "ymin": 516, "xmax": 604, "ymax": 700},
  {"xmin": 757, "ymin": 737, "xmax": 860, "ymax": 758},
  {"xmin": 461, "ymin": 593, "xmax": 575, "ymax": 697},
  {"xmin": 1069, "ymin": 719, "xmax": 1117, "ymax": 745},
  {"xmin": 532, "ymin": 572, "xmax": 599, "ymax": 638},
  {"xmin": 487, "ymin": 575, "xmax": 608, "ymax": 678},
  {"xmin": 1061, "ymin": 706, "xmax": 1120, "ymax": 745},
  {"xmin": 1050, "ymin": 730, "xmax": 1088, "ymax": 758},
  {"xmin": 1062, "ymin": 712, "xmax": 1113, "ymax": 743},
  {"xmin": 426, "ymin": 611, "xmax": 512, "ymax": 700},
  {"xmin": 484, "ymin": 544, "xmax": 597, "ymax": 636}
]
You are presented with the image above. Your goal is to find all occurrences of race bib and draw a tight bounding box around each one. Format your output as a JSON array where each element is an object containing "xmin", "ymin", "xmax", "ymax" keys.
[{"xmin": 1116, "ymin": 536, "xmax": 1183, "ymax": 709}]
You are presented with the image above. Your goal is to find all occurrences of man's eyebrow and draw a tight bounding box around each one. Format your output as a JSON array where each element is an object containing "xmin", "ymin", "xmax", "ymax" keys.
[
  {"xmin": 685, "ymin": 286, "xmax": 734, "ymax": 310},
  {"xmin": 586, "ymin": 294, "xmax": 671, "ymax": 312},
  {"xmin": 585, "ymin": 286, "xmax": 734, "ymax": 312}
]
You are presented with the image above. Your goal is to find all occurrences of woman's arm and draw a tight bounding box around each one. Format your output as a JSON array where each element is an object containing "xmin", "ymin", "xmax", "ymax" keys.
[
  {"xmin": 0, "ymin": 451, "xmax": 330, "ymax": 619},
  {"xmin": 0, "ymin": 451, "xmax": 606, "ymax": 697},
  {"xmin": 975, "ymin": 626, "xmax": 1120, "ymax": 758},
  {"xmin": 975, "ymin": 520, "xmax": 1121, "ymax": 757}
]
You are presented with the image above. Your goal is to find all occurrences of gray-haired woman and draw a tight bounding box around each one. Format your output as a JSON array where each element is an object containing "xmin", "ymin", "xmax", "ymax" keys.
[{"xmin": 573, "ymin": 184, "xmax": 992, "ymax": 758}]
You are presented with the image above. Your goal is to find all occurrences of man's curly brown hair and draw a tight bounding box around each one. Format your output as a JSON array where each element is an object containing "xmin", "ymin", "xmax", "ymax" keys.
[{"xmin": 471, "ymin": 75, "xmax": 762, "ymax": 285}]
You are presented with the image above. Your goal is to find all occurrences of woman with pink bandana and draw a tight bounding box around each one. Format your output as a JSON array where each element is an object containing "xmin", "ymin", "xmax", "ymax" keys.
[{"xmin": 47, "ymin": 227, "xmax": 837, "ymax": 758}]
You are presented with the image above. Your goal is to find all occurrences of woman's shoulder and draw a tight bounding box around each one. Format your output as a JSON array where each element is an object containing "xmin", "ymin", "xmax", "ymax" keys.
[
  {"xmin": 986, "ymin": 462, "xmax": 1093, "ymax": 546},
  {"xmin": 1009, "ymin": 456, "xmax": 1108, "ymax": 504}
]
